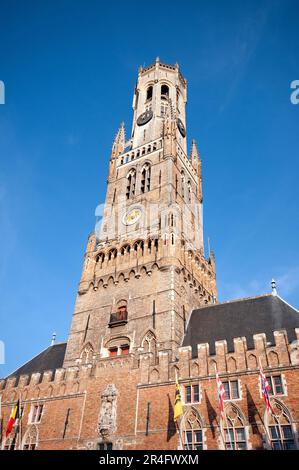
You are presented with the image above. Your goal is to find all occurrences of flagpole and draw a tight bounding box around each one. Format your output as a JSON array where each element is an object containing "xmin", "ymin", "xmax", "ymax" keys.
[
  {"xmin": 18, "ymin": 392, "xmax": 22, "ymax": 450},
  {"xmin": 174, "ymin": 371, "xmax": 186, "ymax": 449},
  {"xmin": 215, "ymin": 368, "xmax": 232, "ymax": 450},
  {"xmin": 258, "ymin": 356, "xmax": 275, "ymax": 448},
  {"xmin": 176, "ymin": 419, "xmax": 185, "ymax": 450}
]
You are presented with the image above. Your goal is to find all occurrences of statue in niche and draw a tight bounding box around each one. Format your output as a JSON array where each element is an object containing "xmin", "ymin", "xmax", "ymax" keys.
[{"xmin": 98, "ymin": 384, "xmax": 118, "ymax": 437}]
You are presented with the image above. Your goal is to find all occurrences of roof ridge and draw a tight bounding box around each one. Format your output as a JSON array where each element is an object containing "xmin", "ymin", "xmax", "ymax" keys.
[
  {"xmin": 194, "ymin": 293, "xmax": 272, "ymax": 311},
  {"xmin": 277, "ymin": 295, "xmax": 299, "ymax": 314}
]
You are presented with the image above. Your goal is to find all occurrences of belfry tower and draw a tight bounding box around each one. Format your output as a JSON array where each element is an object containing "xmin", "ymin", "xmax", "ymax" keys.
[{"xmin": 63, "ymin": 58, "xmax": 217, "ymax": 367}]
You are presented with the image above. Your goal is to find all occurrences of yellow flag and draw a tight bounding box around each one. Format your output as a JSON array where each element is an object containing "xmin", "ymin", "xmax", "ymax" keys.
[{"xmin": 174, "ymin": 374, "xmax": 183, "ymax": 422}]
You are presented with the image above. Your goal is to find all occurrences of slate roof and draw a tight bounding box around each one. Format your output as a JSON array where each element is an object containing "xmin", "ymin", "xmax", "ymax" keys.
[
  {"xmin": 6, "ymin": 342, "xmax": 67, "ymax": 381},
  {"xmin": 183, "ymin": 294, "xmax": 299, "ymax": 357}
]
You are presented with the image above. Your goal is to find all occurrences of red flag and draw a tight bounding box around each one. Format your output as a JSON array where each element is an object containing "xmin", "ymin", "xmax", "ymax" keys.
[
  {"xmin": 259, "ymin": 363, "xmax": 274, "ymax": 414},
  {"xmin": 216, "ymin": 373, "xmax": 226, "ymax": 422},
  {"xmin": 5, "ymin": 400, "xmax": 19, "ymax": 438}
]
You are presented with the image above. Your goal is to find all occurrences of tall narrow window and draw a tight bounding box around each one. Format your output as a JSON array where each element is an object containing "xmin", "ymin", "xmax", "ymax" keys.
[
  {"xmin": 22, "ymin": 426, "xmax": 38, "ymax": 450},
  {"xmin": 267, "ymin": 400, "xmax": 296, "ymax": 450},
  {"xmin": 30, "ymin": 404, "xmax": 44, "ymax": 424},
  {"xmin": 146, "ymin": 86, "xmax": 153, "ymax": 101},
  {"xmin": 141, "ymin": 164, "xmax": 151, "ymax": 193},
  {"xmin": 161, "ymin": 84, "xmax": 169, "ymax": 100},
  {"xmin": 97, "ymin": 253, "xmax": 105, "ymax": 269},
  {"xmin": 126, "ymin": 169, "xmax": 136, "ymax": 199},
  {"xmin": 182, "ymin": 408, "xmax": 204, "ymax": 450},
  {"xmin": 224, "ymin": 404, "xmax": 247, "ymax": 450}
]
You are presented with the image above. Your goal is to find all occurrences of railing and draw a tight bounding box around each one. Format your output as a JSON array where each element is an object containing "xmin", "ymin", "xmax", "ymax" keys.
[{"xmin": 108, "ymin": 311, "xmax": 128, "ymax": 327}]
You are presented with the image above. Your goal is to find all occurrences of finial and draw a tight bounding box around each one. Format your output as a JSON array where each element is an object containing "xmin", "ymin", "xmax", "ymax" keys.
[
  {"xmin": 155, "ymin": 56, "xmax": 160, "ymax": 63},
  {"xmin": 51, "ymin": 332, "xmax": 56, "ymax": 346},
  {"xmin": 271, "ymin": 279, "xmax": 277, "ymax": 296}
]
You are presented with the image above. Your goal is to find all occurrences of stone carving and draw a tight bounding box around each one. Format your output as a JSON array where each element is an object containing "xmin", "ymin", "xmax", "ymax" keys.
[{"xmin": 98, "ymin": 384, "xmax": 118, "ymax": 437}]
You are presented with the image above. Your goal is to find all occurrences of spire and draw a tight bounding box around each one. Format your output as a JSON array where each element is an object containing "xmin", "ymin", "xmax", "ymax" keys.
[
  {"xmin": 190, "ymin": 139, "xmax": 202, "ymax": 202},
  {"xmin": 190, "ymin": 139, "xmax": 200, "ymax": 164},
  {"xmin": 111, "ymin": 123, "xmax": 125, "ymax": 159},
  {"xmin": 112, "ymin": 122, "xmax": 125, "ymax": 153},
  {"xmin": 51, "ymin": 332, "xmax": 56, "ymax": 346},
  {"xmin": 271, "ymin": 279, "xmax": 277, "ymax": 296}
]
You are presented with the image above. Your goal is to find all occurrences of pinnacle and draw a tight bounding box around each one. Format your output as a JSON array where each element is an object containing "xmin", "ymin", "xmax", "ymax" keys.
[{"xmin": 190, "ymin": 139, "xmax": 200, "ymax": 161}]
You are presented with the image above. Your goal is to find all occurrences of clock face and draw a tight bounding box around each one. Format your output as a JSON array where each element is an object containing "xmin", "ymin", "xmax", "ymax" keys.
[
  {"xmin": 123, "ymin": 208, "xmax": 142, "ymax": 226},
  {"xmin": 176, "ymin": 118, "xmax": 186, "ymax": 137},
  {"xmin": 136, "ymin": 109, "xmax": 153, "ymax": 126}
]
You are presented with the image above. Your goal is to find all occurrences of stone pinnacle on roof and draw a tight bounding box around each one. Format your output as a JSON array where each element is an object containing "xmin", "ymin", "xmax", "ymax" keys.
[
  {"xmin": 271, "ymin": 278, "xmax": 278, "ymax": 296},
  {"xmin": 51, "ymin": 332, "xmax": 57, "ymax": 346},
  {"xmin": 190, "ymin": 139, "xmax": 200, "ymax": 161}
]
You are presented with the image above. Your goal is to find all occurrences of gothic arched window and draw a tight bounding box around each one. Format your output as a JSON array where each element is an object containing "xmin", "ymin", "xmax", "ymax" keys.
[
  {"xmin": 161, "ymin": 84, "xmax": 169, "ymax": 100},
  {"xmin": 146, "ymin": 85, "xmax": 153, "ymax": 101},
  {"xmin": 266, "ymin": 400, "xmax": 296, "ymax": 450},
  {"xmin": 134, "ymin": 240, "xmax": 144, "ymax": 256},
  {"xmin": 80, "ymin": 343, "xmax": 94, "ymax": 364},
  {"xmin": 96, "ymin": 253, "xmax": 105, "ymax": 269},
  {"xmin": 142, "ymin": 331, "xmax": 156, "ymax": 354},
  {"xmin": 22, "ymin": 425, "xmax": 38, "ymax": 450},
  {"xmin": 223, "ymin": 403, "xmax": 247, "ymax": 450},
  {"xmin": 126, "ymin": 169, "xmax": 136, "ymax": 200},
  {"xmin": 108, "ymin": 248, "xmax": 117, "ymax": 262},
  {"xmin": 181, "ymin": 408, "xmax": 204, "ymax": 450},
  {"xmin": 120, "ymin": 244, "xmax": 130, "ymax": 256},
  {"xmin": 141, "ymin": 163, "xmax": 151, "ymax": 194}
]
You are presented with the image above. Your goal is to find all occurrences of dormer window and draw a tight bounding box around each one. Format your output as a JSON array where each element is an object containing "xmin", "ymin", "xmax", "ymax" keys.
[{"xmin": 146, "ymin": 86, "xmax": 153, "ymax": 101}]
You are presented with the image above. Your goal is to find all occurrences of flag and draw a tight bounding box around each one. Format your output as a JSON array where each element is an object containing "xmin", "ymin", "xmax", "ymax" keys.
[
  {"xmin": 259, "ymin": 362, "xmax": 273, "ymax": 414},
  {"xmin": 173, "ymin": 374, "xmax": 183, "ymax": 422},
  {"xmin": 5, "ymin": 400, "xmax": 19, "ymax": 438},
  {"xmin": 216, "ymin": 373, "xmax": 226, "ymax": 422}
]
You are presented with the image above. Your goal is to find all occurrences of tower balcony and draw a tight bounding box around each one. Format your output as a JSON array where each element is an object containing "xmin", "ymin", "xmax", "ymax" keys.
[{"xmin": 108, "ymin": 310, "xmax": 128, "ymax": 327}]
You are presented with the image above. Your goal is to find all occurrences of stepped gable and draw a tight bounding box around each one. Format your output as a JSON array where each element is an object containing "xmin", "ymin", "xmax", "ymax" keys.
[{"xmin": 183, "ymin": 294, "xmax": 299, "ymax": 356}]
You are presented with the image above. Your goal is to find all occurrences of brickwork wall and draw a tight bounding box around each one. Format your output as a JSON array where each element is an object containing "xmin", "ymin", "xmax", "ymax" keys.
[{"xmin": 1, "ymin": 329, "xmax": 299, "ymax": 450}]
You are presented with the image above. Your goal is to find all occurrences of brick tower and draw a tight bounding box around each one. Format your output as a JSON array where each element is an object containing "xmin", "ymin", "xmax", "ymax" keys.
[{"xmin": 63, "ymin": 58, "xmax": 217, "ymax": 368}]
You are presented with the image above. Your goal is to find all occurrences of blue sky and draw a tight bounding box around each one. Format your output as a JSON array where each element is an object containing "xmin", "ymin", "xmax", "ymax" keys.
[{"xmin": 0, "ymin": 0, "xmax": 298, "ymax": 376}]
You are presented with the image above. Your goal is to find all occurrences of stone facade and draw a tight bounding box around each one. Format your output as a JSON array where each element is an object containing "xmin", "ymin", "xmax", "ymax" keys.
[{"xmin": 1, "ymin": 60, "xmax": 298, "ymax": 451}]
